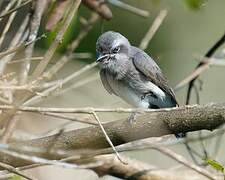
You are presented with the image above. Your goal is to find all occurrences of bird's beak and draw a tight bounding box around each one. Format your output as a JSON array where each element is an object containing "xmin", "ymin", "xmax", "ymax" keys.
[{"xmin": 96, "ymin": 54, "xmax": 110, "ymax": 62}]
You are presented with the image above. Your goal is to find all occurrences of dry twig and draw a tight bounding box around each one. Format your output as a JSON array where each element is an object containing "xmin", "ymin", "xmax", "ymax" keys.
[
  {"xmin": 31, "ymin": 0, "xmax": 81, "ymax": 78},
  {"xmin": 0, "ymin": 0, "xmax": 32, "ymax": 20},
  {"xmin": 139, "ymin": 9, "xmax": 168, "ymax": 50},
  {"xmin": 0, "ymin": 161, "xmax": 36, "ymax": 180},
  {"xmin": 21, "ymin": 0, "xmax": 47, "ymax": 84},
  {"xmin": 82, "ymin": 0, "xmax": 112, "ymax": 20},
  {"xmin": 108, "ymin": 0, "xmax": 149, "ymax": 17},
  {"xmin": 0, "ymin": 0, "xmax": 22, "ymax": 48},
  {"xmin": 175, "ymin": 32, "xmax": 225, "ymax": 104},
  {"xmin": 92, "ymin": 111, "xmax": 125, "ymax": 164}
]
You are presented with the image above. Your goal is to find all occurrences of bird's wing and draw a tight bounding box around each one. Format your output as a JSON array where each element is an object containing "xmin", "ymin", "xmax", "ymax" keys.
[
  {"xmin": 100, "ymin": 69, "xmax": 117, "ymax": 95},
  {"xmin": 131, "ymin": 46, "xmax": 178, "ymax": 105}
]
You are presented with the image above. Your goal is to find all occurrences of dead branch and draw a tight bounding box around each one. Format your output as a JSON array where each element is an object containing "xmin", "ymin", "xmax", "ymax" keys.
[
  {"xmin": 107, "ymin": 0, "xmax": 149, "ymax": 17},
  {"xmin": 21, "ymin": 0, "xmax": 47, "ymax": 84},
  {"xmin": 0, "ymin": 161, "xmax": 36, "ymax": 180},
  {"xmin": 174, "ymin": 32, "xmax": 225, "ymax": 103},
  {"xmin": 0, "ymin": 0, "xmax": 22, "ymax": 48},
  {"xmin": 139, "ymin": 9, "xmax": 168, "ymax": 50},
  {"xmin": 66, "ymin": 138, "xmax": 218, "ymax": 179},
  {"xmin": 91, "ymin": 111, "xmax": 124, "ymax": 163},
  {"xmin": 45, "ymin": 0, "xmax": 70, "ymax": 31},
  {"xmin": 31, "ymin": 0, "xmax": 81, "ymax": 78},
  {"xmin": 82, "ymin": 0, "xmax": 112, "ymax": 20},
  {"xmin": 0, "ymin": 0, "xmax": 32, "ymax": 20},
  {"xmin": 24, "ymin": 61, "xmax": 97, "ymax": 105},
  {"xmin": 41, "ymin": 13, "xmax": 99, "ymax": 81},
  {"xmin": 1, "ymin": 154, "xmax": 221, "ymax": 180},
  {"xmin": 0, "ymin": 103, "xmax": 223, "ymax": 167},
  {"xmin": 90, "ymin": 154, "xmax": 220, "ymax": 180}
]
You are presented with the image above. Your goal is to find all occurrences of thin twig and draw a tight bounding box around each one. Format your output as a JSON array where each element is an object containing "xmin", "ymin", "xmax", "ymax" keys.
[
  {"xmin": 0, "ymin": 96, "xmax": 11, "ymax": 104},
  {"xmin": 45, "ymin": 0, "xmax": 71, "ymax": 30},
  {"xmin": 0, "ymin": 0, "xmax": 33, "ymax": 20},
  {"xmin": 70, "ymin": 52, "xmax": 93, "ymax": 59},
  {"xmin": 154, "ymin": 145, "xmax": 216, "ymax": 180},
  {"xmin": 82, "ymin": 0, "xmax": 112, "ymax": 20},
  {"xmin": 0, "ymin": 0, "xmax": 22, "ymax": 48},
  {"xmin": 0, "ymin": 149, "xmax": 102, "ymax": 169},
  {"xmin": 0, "ymin": 15, "xmax": 31, "ymax": 139},
  {"xmin": 31, "ymin": 0, "xmax": 81, "ymax": 79},
  {"xmin": 185, "ymin": 32, "xmax": 225, "ymax": 104},
  {"xmin": 0, "ymin": 5, "xmax": 43, "ymax": 143},
  {"xmin": 24, "ymin": 61, "xmax": 97, "ymax": 105},
  {"xmin": 54, "ymin": 75, "xmax": 98, "ymax": 97},
  {"xmin": 107, "ymin": 0, "xmax": 149, "ymax": 17},
  {"xmin": 20, "ymin": 0, "xmax": 47, "ymax": 84},
  {"xmin": 0, "ymin": 81, "xmax": 58, "ymax": 91},
  {"xmin": 66, "ymin": 139, "xmax": 217, "ymax": 180},
  {"xmin": 139, "ymin": 9, "xmax": 168, "ymax": 50},
  {"xmin": 92, "ymin": 111, "xmax": 126, "ymax": 164},
  {"xmin": 42, "ymin": 112, "xmax": 98, "ymax": 125},
  {"xmin": 41, "ymin": 13, "xmax": 99, "ymax": 81},
  {"xmin": 0, "ymin": 0, "xmax": 17, "ymax": 22},
  {"xmin": 110, "ymin": 141, "xmax": 217, "ymax": 179},
  {"xmin": 0, "ymin": 34, "xmax": 45, "ymax": 60},
  {"xmin": 174, "ymin": 56, "xmax": 225, "ymax": 92},
  {"xmin": 1, "ymin": 115, "xmax": 20, "ymax": 143},
  {"xmin": 8, "ymin": 57, "xmax": 43, "ymax": 64},
  {"xmin": 0, "ymin": 104, "xmax": 183, "ymax": 113},
  {"xmin": 13, "ymin": 13, "xmax": 98, "ymax": 109},
  {"xmin": 0, "ymin": 161, "xmax": 36, "ymax": 180},
  {"xmin": 0, "ymin": 14, "xmax": 29, "ymax": 74},
  {"xmin": 0, "ymin": 164, "xmax": 42, "ymax": 179}
]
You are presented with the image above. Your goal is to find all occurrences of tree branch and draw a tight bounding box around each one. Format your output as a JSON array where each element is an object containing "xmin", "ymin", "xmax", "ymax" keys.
[
  {"xmin": 186, "ymin": 32, "xmax": 225, "ymax": 104},
  {"xmin": 91, "ymin": 154, "xmax": 219, "ymax": 180},
  {"xmin": 0, "ymin": 103, "xmax": 223, "ymax": 167}
]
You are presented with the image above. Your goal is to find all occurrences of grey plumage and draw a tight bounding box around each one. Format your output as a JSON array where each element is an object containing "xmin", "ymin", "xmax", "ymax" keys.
[{"xmin": 96, "ymin": 31, "xmax": 178, "ymax": 109}]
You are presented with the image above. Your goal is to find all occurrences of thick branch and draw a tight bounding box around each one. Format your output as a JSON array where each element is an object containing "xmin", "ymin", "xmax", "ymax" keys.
[
  {"xmin": 91, "ymin": 154, "xmax": 218, "ymax": 180},
  {"xmin": 0, "ymin": 103, "xmax": 224, "ymax": 167}
]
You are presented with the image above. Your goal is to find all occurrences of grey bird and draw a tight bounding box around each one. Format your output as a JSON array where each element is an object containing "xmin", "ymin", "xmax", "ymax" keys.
[
  {"xmin": 96, "ymin": 31, "xmax": 178, "ymax": 110},
  {"xmin": 96, "ymin": 31, "xmax": 184, "ymax": 138}
]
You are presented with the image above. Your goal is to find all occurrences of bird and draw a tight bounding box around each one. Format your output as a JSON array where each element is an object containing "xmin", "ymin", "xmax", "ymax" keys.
[{"xmin": 96, "ymin": 31, "xmax": 182, "ymax": 137}]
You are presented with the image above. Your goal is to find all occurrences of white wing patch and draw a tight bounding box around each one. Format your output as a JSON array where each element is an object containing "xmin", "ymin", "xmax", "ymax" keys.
[{"xmin": 145, "ymin": 81, "xmax": 166, "ymax": 100}]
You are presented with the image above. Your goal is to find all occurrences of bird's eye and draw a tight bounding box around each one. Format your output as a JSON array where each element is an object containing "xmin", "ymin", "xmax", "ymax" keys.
[{"xmin": 112, "ymin": 46, "xmax": 120, "ymax": 53}]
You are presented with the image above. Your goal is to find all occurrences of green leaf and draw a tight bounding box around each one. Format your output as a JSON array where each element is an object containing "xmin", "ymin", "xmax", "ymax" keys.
[
  {"xmin": 10, "ymin": 175, "xmax": 24, "ymax": 180},
  {"xmin": 205, "ymin": 158, "xmax": 224, "ymax": 173},
  {"xmin": 185, "ymin": 0, "xmax": 207, "ymax": 10}
]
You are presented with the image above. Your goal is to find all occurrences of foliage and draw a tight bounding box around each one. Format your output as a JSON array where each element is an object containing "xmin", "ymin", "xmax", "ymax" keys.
[
  {"xmin": 205, "ymin": 158, "xmax": 224, "ymax": 173},
  {"xmin": 10, "ymin": 175, "xmax": 24, "ymax": 180},
  {"xmin": 185, "ymin": 0, "xmax": 207, "ymax": 10}
]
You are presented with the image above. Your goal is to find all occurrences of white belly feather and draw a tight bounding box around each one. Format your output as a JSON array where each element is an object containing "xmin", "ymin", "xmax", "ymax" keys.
[{"xmin": 106, "ymin": 74, "xmax": 166, "ymax": 108}]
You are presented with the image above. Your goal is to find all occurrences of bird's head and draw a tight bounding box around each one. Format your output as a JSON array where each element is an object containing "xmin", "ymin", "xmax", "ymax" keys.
[{"xmin": 96, "ymin": 31, "xmax": 131, "ymax": 70}]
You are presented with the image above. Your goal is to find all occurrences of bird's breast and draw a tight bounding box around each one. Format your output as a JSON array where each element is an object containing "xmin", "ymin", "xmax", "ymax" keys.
[{"xmin": 105, "ymin": 73, "xmax": 149, "ymax": 108}]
